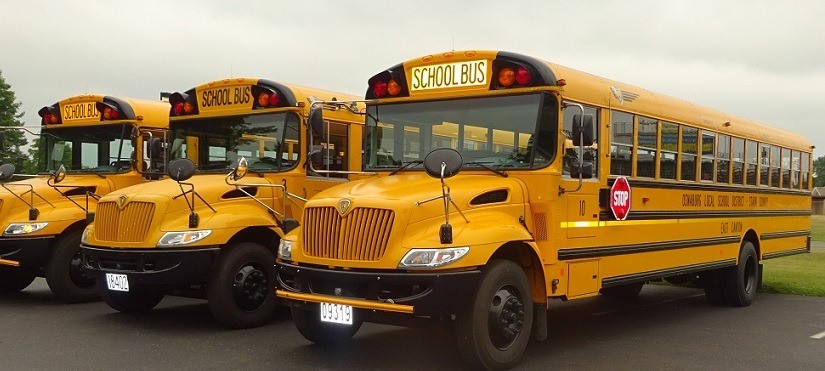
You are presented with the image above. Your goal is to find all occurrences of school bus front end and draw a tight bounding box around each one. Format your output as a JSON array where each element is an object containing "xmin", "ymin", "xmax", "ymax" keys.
[
  {"xmin": 0, "ymin": 94, "xmax": 169, "ymax": 302},
  {"xmin": 81, "ymin": 78, "xmax": 365, "ymax": 328}
]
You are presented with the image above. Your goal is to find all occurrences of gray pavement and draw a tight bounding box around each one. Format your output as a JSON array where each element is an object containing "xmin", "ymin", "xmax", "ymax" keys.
[{"xmin": 0, "ymin": 279, "xmax": 823, "ymax": 370}]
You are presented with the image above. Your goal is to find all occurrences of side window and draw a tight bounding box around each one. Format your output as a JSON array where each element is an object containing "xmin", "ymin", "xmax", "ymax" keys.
[
  {"xmin": 562, "ymin": 103, "xmax": 600, "ymax": 178},
  {"xmin": 731, "ymin": 137, "xmax": 745, "ymax": 185},
  {"xmin": 781, "ymin": 148, "xmax": 791, "ymax": 188},
  {"xmin": 660, "ymin": 122, "xmax": 678, "ymax": 180},
  {"xmin": 745, "ymin": 140, "xmax": 757, "ymax": 186},
  {"xmin": 636, "ymin": 116, "xmax": 657, "ymax": 178},
  {"xmin": 700, "ymin": 131, "xmax": 715, "ymax": 181},
  {"xmin": 801, "ymin": 152, "xmax": 811, "ymax": 189},
  {"xmin": 80, "ymin": 142, "xmax": 99, "ymax": 169},
  {"xmin": 759, "ymin": 143, "xmax": 770, "ymax": 186},
  {"xmin": 716, "ymin": 134, "xmax": 731, "ymax": 184},
  {"xmin": 792, "ymin": 150, "xmax": 801, "ymax": 189},
  {"xmin": 770, "ymin": 146, "xmax": 780, "ymax": 187},
  {"xmin": 680, "ymin": 126, "xmax": 698, "ymax": 181},
  {"xmin": 609, "ymin": 110, "xmax": 634, "ymax": 176}
]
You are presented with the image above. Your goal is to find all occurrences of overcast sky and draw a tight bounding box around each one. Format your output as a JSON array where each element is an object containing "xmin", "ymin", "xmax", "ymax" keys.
[{"xmin": 1, "ymin": 0, "xmax": 823, "ymax": 153}]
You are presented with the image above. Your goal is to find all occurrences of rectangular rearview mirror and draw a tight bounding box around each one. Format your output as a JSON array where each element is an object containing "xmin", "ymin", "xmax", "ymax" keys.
[
  {"xmin": 570, "ymin": 161, "xmax": 594, "ymax": 179},
  {"xmin": 572, "ymin": 114, "xmax": 595, "ymax": 147}
]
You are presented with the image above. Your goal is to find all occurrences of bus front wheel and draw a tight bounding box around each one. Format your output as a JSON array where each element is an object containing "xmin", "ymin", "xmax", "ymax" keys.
[
  {"xmin": 0, "ymin": 268, "xmax": 36, "ymax": 293},
  {"xmin": 206, "ymin": 242, "xmax": 277, "ymax": 329},
  {"xmin": 45, "ymin": 230, "xmax": 98, "ymax": 303},
  {"xmin": 456, "ymin": 259, "xmax": 533, "ymax": 370},
  {"xmin": 724, "ymin": 241, "xmax": 758, "ymax": 307}
]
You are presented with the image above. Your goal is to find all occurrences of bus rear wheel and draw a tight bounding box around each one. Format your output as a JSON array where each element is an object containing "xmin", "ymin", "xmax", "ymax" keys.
[
  {"xmin": 723, "ymin": 241, "xmax": 758, "ymax": 307},
  {"xmin": 456, "ymin": 259, "xmax": 533, "ymax": 370},
  {"xmin": 99, "ymin": 281, "xmax": 165, "ymax": 313},
  {"xmin": 0, "ymin": 268, "xmax": 36, "ymax": 294},
  {"xmin": 45, "ymin": 230, "xmax": 99, "ymax": 303},
  {"xmin": 291, "ymin": 305, "xmax": 362, "ymax": 345},
  {"xmin": 206, "ymin": 242, "xmax": 277, "ymax": 329}
]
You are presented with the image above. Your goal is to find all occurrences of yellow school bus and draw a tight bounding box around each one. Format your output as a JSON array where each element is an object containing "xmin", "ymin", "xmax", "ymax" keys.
[
  {"xmin": 275, "ymin": 51, "xmax": 813, "ymax": 369},
  {"xmin": 81, "ymin": 78, "xmax": 364, "ymax": 328},
  {"xmin": 0, "ymin": 94, "xmax": 169, "ymax": 302}
]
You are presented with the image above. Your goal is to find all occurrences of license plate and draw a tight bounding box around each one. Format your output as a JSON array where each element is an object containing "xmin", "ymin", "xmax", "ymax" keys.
[
  {"xmin": 320, "ymin": 302, "xmax": 353, "ymax": 325},
  {"xmin": 105, "ymin": 273, "xmax": 129, "ymax": 292}
]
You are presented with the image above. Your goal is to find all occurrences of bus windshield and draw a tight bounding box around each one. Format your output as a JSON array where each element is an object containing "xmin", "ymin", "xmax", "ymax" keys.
[
  {"xmin": 42, "ymin": 124, "xmax": 136, "ymax": 174},
  {"xmin": 364, "ymin": 93, "xmax": 557, "ymax": 171},
  {"xmin": 170, "ymin": 112, "xmax": 301, "ymax": 173}
]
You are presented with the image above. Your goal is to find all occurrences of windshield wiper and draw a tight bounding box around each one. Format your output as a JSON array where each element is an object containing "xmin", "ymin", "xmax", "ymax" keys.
[
  {"xmin": 465, "ymin": 161, "xmax": 508, "ymax": 178},
  {"xmin": 69, "ymin": 169, "xmax": 107, "ymax": 179},
  {"xmin": 389, "ymin": 161, "xmax": 423, "ymax": 175}
]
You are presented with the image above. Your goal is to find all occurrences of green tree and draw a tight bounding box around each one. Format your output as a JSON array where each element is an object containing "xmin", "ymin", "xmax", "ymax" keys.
[
  {"xmin": 814, "ymin": 155, "xmax": 825, "ymax": 187},
  {"xmin": 0, "ymin": 70, "xmax": 35, "ymax": 174}
]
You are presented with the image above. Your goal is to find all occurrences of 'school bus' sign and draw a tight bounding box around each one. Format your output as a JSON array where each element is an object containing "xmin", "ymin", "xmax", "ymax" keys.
[{"xmin": 410, "ymin": 60, "xmax": 487, "ymax": 91}]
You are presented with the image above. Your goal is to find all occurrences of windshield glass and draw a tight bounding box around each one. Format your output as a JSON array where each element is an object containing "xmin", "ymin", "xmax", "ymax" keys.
[
  {"xmin": 170, "ymin": 112, "xmax": 300, "ymax": 173},
  {"xmin": 364, "ymin": 93, "xmax": 556, "ymax": 170},
  {"xmin": 42, "ymin": 124, "xmax": 136, "ymax": 174}
]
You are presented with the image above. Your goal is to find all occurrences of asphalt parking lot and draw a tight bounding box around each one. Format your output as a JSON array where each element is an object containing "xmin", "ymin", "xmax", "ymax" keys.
[{"xmin": 1, "ymin": 280, "xmax": 822, "ymax": 370}]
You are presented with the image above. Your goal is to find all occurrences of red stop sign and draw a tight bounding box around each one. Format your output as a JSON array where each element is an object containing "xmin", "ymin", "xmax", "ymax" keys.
[{"xmin": 610, "ymin": 176, "xmax": 632, "ymax": 220}]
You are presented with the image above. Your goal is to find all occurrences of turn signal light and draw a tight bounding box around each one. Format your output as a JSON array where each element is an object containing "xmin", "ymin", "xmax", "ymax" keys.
[
  {"xmin": 256, "ymin": 92, "xmax": 280, "ymax": 108},
  {"xmin": 183, "ymin": 101, "xmax": 194, "ymax": 114},
  {"xmin": 173, "ymin": 102, "xmax": 185, "ymax": 115},
  {"xmin": 257, "ymin": 92, "xmax": 270, "ymax": 107},
  {"xmin": 387, "ymin": 79, "xmax": 402, "ymax": 96},
  {"xmin": 268, "ymin": 93, "xmax": 280, "ymax": 106},
  {"xmin": 498, "ymin": 68, "xmax": 515, "ymax": 87},
  {"xmin": 373, "ymin": 81, "xmax": 388, "ymax": 98}
]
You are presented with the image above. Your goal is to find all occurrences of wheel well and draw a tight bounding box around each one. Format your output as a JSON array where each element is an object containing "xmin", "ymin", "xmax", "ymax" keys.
[
  {"xmin": 490, "ymin": 241, "xmax": 546, "ymax": 303},
  {"xmin": 226, "ymin": 226, "xmax": 280, "ymax": 255},
  {"xmin": 63, "ymin": 221, "xmax": 88, "ymax": 236},
  {"xmin": 743, "ymin": 229, "xmax": 760, "ymax": 259}
]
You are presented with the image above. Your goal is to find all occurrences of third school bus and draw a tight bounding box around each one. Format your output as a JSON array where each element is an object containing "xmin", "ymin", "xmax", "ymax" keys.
[
  {"xmin": 80, "ymin": 78, "xmax": 364, "ymax": 328},
  {"xmin": 276, "ymin": 51, "xmax": 813, "ymax": 369}
]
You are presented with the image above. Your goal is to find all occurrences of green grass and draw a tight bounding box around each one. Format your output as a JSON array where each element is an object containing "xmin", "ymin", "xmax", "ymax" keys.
[
  {"xmin": 811, "ymin": 215, "xmax": 825, "ymax": 242},
  {"xmin": 761, "ymin": 248, "xmax": 825, "ymax": 297}
]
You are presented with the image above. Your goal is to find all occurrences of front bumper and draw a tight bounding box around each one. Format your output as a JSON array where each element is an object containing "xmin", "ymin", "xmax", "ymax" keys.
[
  {"xmin": 276, "ymin": 261, "xmax": 481, "ymax": 317},
  {"xmin": 81, "ymin": 245, "xmax": 221, "ymax": 285},
  {"xmin": 0, "ymin": 237, "xmax": 53, "ymax": 268}
]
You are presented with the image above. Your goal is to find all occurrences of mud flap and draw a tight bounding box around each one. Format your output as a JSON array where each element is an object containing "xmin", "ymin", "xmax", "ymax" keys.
[{"xmin": 533, "ymin": 302, "xmax": 547, "ymax": 342}]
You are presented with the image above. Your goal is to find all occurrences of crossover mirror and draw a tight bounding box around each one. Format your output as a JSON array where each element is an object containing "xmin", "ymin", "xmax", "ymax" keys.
[
  {"xmin": 168, "ymin": 158, "xmax": 196, "ymax": 182},
  {"xmin": 423, "ymin": 148, "xmax": 463, "ymax": 179}
]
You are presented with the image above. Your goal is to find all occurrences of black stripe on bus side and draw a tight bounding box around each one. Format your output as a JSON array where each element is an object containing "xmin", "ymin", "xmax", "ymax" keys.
[
  {"xmin": 601, "ymin": 259, "xmax": 737, "ymax": 288},
  {"xmin": 762, "ymin": 248, "xmax": 809, "ymax": 260},
  {"xmin": 606, "ymin": 177, "xmax": 810, "ymax": 196},
  {"xmin": 599, "ymin": 209, "xmax": 812, "ymax": 220},
  {"xmin": 760, "ymin": 230, "xmax": 810, "ymax": 240},
  {"xmin": 558, "ymin": 236, "xmax": 742, "ymax": 260}
]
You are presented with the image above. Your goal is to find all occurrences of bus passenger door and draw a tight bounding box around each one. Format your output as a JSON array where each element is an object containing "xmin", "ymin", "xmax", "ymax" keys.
[
  {"xmin": 561, "ymin": 103, "xmax": 602, "ymax": 240},
  {"xmin": 305, "ymin": 120, "xmax": 350, "ymax": 197}
]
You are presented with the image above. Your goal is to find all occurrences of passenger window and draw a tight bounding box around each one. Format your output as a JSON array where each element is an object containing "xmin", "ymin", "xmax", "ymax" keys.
[
  {"xmin": 731, "ymin": 137, "xmax": 745, "ymax": 185},
  {"xmin": 801, "ymin": 152, "xmax": 811, "ymax": 189},
  {"xmin": 759, "ymin": 144, "xmax": 770, "ymax": 186},
  {"xmin": 745, "ymin": 140, "xmax": 757, "ymax": 186},
  {"xmin": 700, "ymin": 131, "xmax": 715, "ymax": 181},
  {"xmin": 770, "ymin": 146, "xmax": 780, "ymax": 187},
  {"xmin": 562, "ymin": 103, "xmax": 599, "ymax": 178},
  {"xmin": 660, "ymin": 122, "xmax": 678, "ymax": 180},
  {"xmin": 636, "ymin": 117, "xmax": 657, "ymax": 178},
  {"xmin": 781, "ymin": 148, "xmax": 791, "ymax": 188},
  {"xmin": 680, "ymin": 126, "xmax": 698, "ymax": 181},
  {"xmin": 792, "ymin": 150, "xmax": 801, "ymax": 189},
  {"xmin": 609, "ymin": 110, "xmax": 633, "ymax": 176},
  {"xmin": 716, "ymin": 134, "xmax": 731, "ymax": 184}
]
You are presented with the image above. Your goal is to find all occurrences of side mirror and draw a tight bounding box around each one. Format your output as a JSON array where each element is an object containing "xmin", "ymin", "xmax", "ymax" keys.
[
  {"xmin": 167, "ymin": 158, "xmax": 196, "ymax": 182},
  {"xmin": 308, "ymin": 108, "xmax": 326, "ymax": 141},
  {"xmin": 50, "ymin": 142, "xmax": 66, "ymax": 163},
  {"xmin": 570, "ymin": 161, "xmax": 594, "ymax": 179},
  {"xmin": 53, "ymin": 164, "xmax": 67, "ymax": 184},
  {"xmin": 423, "ymin": 148, "xmax": 463, "ymax": 179},
  {"xmin": 232, "ymin": 157, "xmax": 248, "ymax": 181},
  {"xmin": 309, "ymin": 149, "xmax": 324, "ymax": 167},
  {"xmin": 149, "ymin": 137, "xmax": 165, "ymax": 160},
  {"xmin": 572, "ymin": 114, "xmax": 595, "ymax": 147},
  {"xmin": 0, "ymin": 163, "xmax": 15, "ymax": 182}
]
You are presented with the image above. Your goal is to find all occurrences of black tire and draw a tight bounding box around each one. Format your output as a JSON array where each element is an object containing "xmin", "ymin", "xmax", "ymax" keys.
[
  {"xmin": 291, "ymin": 304, "xmax": 362, "ymax": 345},
  {"xmin": 723, "ymin": 241, "xmax": 758, "ymax": 307},
  {"xmin": 206, "ymin": 243, "xmax": 278, "ymax": 329},
  {"xmin": 600, "ymin": 282, "xmax": 644, "ymax": 299},
  {"xmin": 455, "ymin": 259, "xmax": 533, "ymax": 370},
  {"xmin": 45, "ymin": 230, "xmax": 98, "ymax": 303},
  {"xmin": 700, "ymin": 269, "xmax": 727, "ymax": 306},
  {"xmin": 99, "ymin": 278, "xmax": 165, "ymax": 313},
  {"xmin": 0, "ymin": 268, "xmax": 36, "ymax": 294}
]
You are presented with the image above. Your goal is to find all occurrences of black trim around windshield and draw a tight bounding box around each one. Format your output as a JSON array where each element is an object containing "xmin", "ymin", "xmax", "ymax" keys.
[
  {"xmin": 362, "ymin": 92, "xmax": 558, "ymax": 172},
  {"xmin": 40, "ymin": 123, "xmax": 138, "ymax": 176}
]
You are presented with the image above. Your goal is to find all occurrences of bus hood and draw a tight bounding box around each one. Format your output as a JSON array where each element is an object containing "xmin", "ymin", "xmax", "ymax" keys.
[
  {"xmin": 312, "ymin": 172, "xmax": 527, "ymax": 225},
  {"xmin": 0, "ymin": 175, "xmax": 114, "ymax": 224}
]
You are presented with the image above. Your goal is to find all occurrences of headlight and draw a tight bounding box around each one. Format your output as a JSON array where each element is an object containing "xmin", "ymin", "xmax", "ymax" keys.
[
  {"xmin": 157, "ymin": 230, "xmax": 212, "ymax": 247},
  {"xmin": 278, "ymin": 239, "xmax": 293, "ymax": 260},
  {"xmin": 4, "ymin": 222, "xmax": 48, "ymax": 236},
  {"xmin": 399, "ymin": 247, "xmax": 469, "ymax": 268},
  {"xmin": 81, "ymin": 226, "xmax": 93, "ymax": 244}
]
